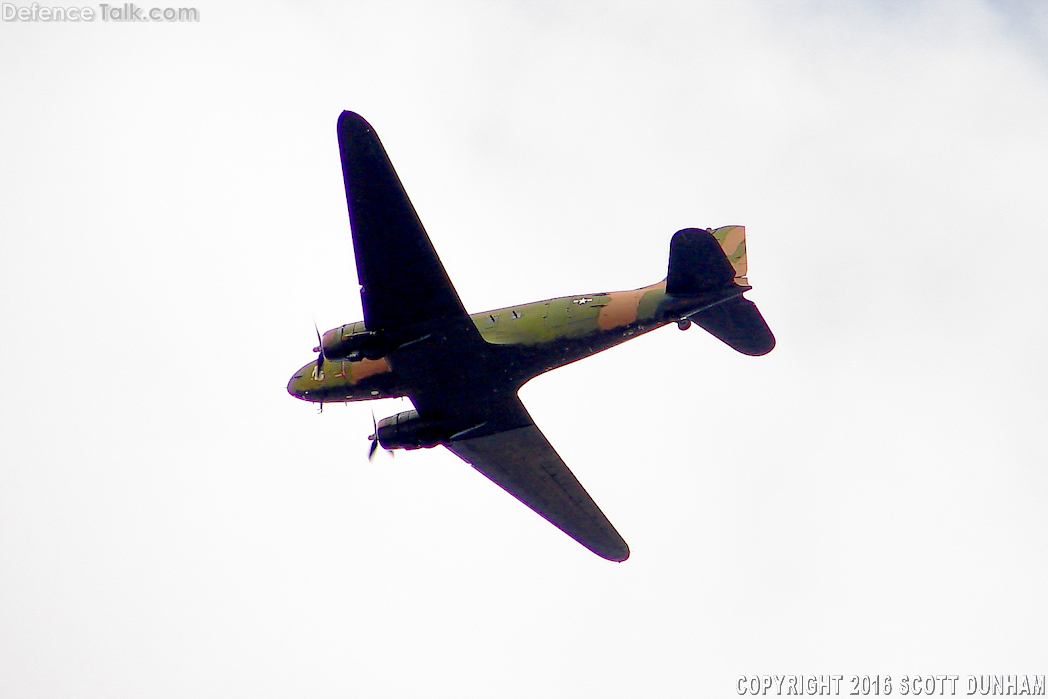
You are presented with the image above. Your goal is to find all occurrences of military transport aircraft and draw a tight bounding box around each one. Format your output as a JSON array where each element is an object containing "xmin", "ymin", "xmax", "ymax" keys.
[{"xmin": 287, "ymin": 111, "xmax": 775, "ymax": 561}]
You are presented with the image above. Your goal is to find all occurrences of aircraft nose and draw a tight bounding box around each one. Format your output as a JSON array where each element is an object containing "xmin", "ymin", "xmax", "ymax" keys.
[{"xmin": 286, "ymin": 365, "xmax": 314, "ymax": 401}]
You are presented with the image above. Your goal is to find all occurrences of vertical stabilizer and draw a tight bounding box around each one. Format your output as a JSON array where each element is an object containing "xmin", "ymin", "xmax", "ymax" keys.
[
  {"xmin": 670, "ymin": 225, "xmax": 775, "ymax": 356},
  {"xmin": 710, "ymin": 225, "xmax": 748, "ymax": 287}
]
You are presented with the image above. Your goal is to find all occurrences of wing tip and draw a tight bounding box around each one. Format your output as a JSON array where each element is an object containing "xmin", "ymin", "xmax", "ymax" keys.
[
  {"xmin": 337, "ymin": 110, "xmax": 374, "ymax": 138},
  {"xmin": 589, "ymin": 537, "xmax": 630, "ymax": 562}
]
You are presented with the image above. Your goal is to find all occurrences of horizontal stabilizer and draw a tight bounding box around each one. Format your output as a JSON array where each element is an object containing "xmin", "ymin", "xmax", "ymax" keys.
[
  {"xmin": 666, "ymin": 228, "xmax": 738, "ymax": 296},
  {"xmin": 688, "ymin": 296, "xmax": 775, "ymax": 356}
]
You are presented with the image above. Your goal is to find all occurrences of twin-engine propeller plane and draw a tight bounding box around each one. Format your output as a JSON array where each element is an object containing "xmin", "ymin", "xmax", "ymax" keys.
[{"xmin": 287, "ymin": 112, "xmax": 775, "ymax": 561}]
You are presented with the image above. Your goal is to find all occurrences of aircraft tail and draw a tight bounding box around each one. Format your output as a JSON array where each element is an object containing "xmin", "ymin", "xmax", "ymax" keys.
[
  {"xmin": 667, "ymin": 226, "xmax": 775, "ymax": 356},
  {"xmin": 666, "ymin": 227, "xmax": 739, "ymax": 295}
]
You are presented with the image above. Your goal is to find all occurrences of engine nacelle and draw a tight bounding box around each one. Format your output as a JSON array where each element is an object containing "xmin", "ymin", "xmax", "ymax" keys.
[
  {"xmin": 319, "ymin": 321, "xmax": 389, "ymax": 362},
  {"xmin": 375, "ymin": 410, "xmax": 454, "ymax": 451}
]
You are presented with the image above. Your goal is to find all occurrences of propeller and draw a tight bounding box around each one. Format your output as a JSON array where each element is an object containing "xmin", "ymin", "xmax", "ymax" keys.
[
  {"xmin": 312, "ymin": 319, "xmax": 326, "ymax": 377},
  {"xmin": 367, "ymin": 409, "xmax": 393, "ymax": 461},
  {"xmin": 368, "ymin": 410, "xmax": 379, "ymax": 461}
]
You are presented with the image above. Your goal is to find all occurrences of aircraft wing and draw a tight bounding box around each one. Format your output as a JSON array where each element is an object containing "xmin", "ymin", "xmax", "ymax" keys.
[
  {"xmin": 337, "ymin": 111, "xmax": 470, "ymax": 333},
  {"xmin": 446, "ymin": 409, "xmax": 630, "ymax": 562},
  {"xmin": 337, "ymin": 111, "xmax": 626, "ymax": 560}
]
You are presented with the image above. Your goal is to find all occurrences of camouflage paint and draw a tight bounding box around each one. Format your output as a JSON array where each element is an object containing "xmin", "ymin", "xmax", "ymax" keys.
[
  {"xmin": 711, "ymin": 224, "xmax": 748, "ymax": 286},
  {"xmin": 287, "ymin": 356, "xmax": 396, "ymax": 402},
  {"xmin": 289, "ymin": 227, "xmax": 749, "ymax": 403}
]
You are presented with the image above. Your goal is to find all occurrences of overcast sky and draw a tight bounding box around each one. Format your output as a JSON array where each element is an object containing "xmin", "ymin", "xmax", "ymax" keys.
[{"xmin": 2, "ymin": 1, "xmax": 1047, "ymax": 697}]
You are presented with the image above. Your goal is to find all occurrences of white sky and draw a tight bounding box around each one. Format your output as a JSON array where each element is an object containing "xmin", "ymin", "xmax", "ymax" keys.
[{"xmin": 2, "ymin": 1, "xmax": 1047, "ymax": 696}]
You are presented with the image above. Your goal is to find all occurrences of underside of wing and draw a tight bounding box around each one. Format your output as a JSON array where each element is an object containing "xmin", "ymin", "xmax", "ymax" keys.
[
  {"xmin": 337, "ymin": 111, "xmax": 468, "ymax": 332},
  {"xmin": 447, "ymin": 422, "xmax": 630, "ymax": 562}
]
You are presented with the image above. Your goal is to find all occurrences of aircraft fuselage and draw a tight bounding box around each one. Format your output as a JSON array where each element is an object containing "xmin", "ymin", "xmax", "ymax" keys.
[
  {"xmin": 284, "ymin": 111, "xmax": 775, "ymax": 560},
  {"xmin": 287, "ymin": 278, "xmax": 743, "ymax": 405}
]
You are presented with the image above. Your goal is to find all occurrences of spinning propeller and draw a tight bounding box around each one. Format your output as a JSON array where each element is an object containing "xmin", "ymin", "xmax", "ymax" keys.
[
  {"xmin": 312, "ymin": 320, "xmax": 326, "ymax": 377},
  {"xmin": 368, "ymin": 410, "xmax": 379, "ymax": 460},
  {"xmin": 367, "ymin": 409, "xmax": 393, "ymax": 461}
]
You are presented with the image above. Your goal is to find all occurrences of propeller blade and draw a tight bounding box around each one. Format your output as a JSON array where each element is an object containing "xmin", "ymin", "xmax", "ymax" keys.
[
  {"xmin": 366, "ymin": 409, "xmax": 394, "ymax": 461},
  {"xmin": 312, "ymin": 319, "xmax": 328, "ymax": 373},
  {"xmin": 368, "ymin": 409, "xmax": 379, "ymax": 461}
]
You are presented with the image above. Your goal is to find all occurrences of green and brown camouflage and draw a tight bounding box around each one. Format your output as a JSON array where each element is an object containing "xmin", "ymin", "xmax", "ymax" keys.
[
  {"xmin": 287, "ymin": 226, "xmax": 760, "ymax": 404},
  {"xmin": 712, "ymin": 224, "xmax": 748, "ymax": 287},
  {"xmin": 284, "ymin": 111, "xmax": 780, "ymax": 560}
]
